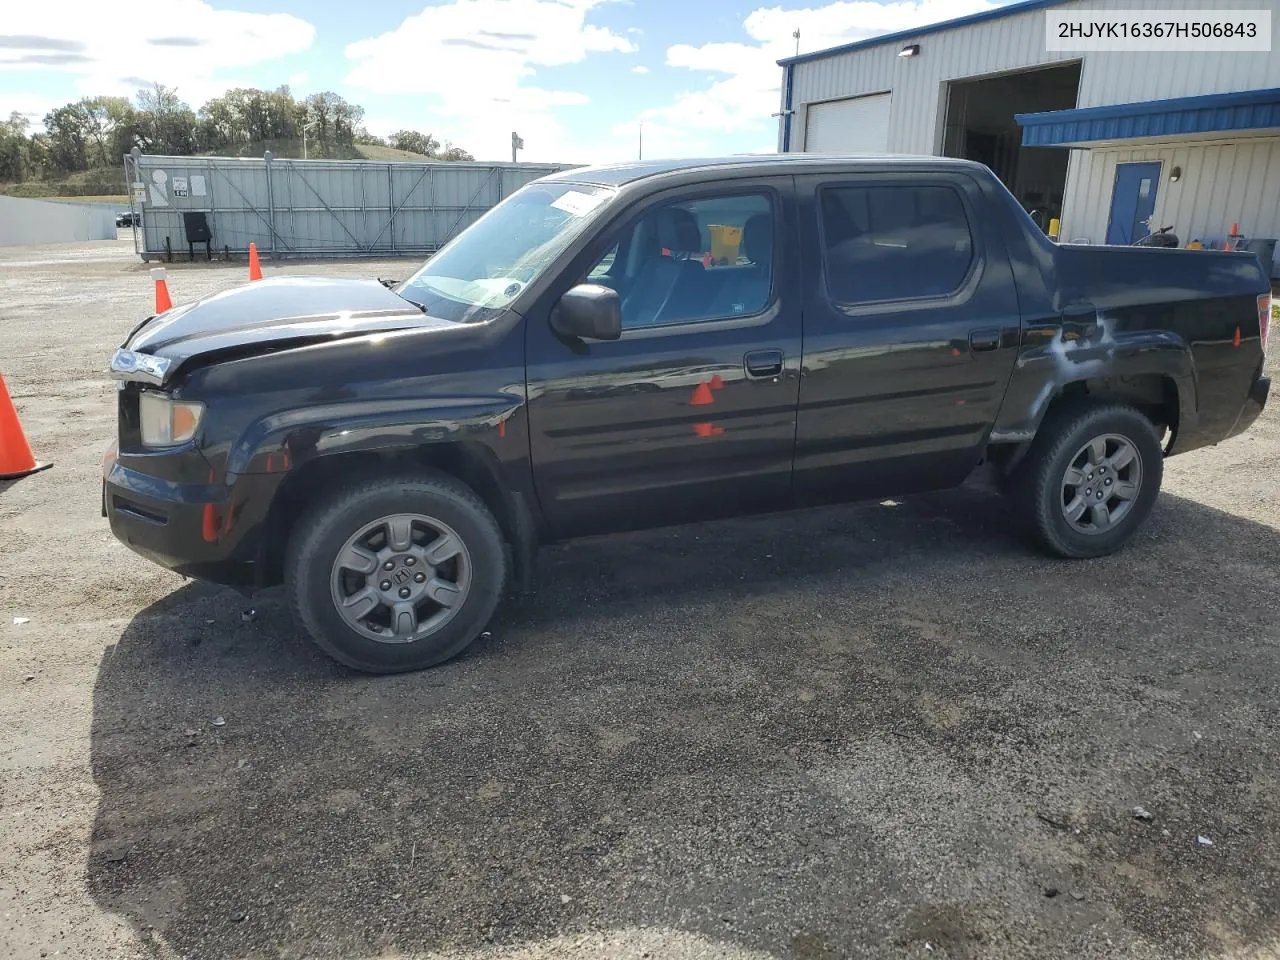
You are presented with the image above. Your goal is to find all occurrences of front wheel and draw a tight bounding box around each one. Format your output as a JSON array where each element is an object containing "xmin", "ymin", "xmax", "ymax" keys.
[
  {"xmin": 1013, "ymin": 403, "xmax": 1164, "ymax": 558},
  {"xmin": 286, "ymin": 472, "xmax": 507, "ymax": 673}
]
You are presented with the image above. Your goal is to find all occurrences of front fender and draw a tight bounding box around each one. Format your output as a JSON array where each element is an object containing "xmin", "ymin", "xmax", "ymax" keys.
[
  {"xmin": 225, "ymin": 394, "xmax": 521, "ymax": 478},
  {"xmin": 990, "ymin": 319, "xmax": 1196, "ymax": 443}
]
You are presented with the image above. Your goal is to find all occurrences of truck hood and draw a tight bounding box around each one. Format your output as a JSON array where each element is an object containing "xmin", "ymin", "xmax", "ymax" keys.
[{"xmin": 124, "ymin": 276, "xmax": 452, "ymax": 362}]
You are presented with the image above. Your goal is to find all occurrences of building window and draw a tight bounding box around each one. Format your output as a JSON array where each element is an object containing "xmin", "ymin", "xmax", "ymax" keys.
[{"xmin": 818, "ymin": 184, "xmax": 975, "ymax": 306}]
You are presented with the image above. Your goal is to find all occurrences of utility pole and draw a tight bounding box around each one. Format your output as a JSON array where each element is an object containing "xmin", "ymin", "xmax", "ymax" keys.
[
  {"xmin": 511, "ymin": 131, "xmax": 524, "ymax": 163},
  {"xmin": 793, "ymin": 28, "xmax": 800, "ymax": 56},
  {"xmin": 638, "ymin": 121, "xmax": 643, "ymax": 160}
]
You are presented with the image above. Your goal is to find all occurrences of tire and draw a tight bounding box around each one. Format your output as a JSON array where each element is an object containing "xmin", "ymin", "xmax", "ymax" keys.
[
  {"xmin": 1011, "ymin": 402, "xmax": 1163, "ymax": 559},
  {"xmin": 286, "ymin": 471, "xmax": 507, "ymax": 674}
]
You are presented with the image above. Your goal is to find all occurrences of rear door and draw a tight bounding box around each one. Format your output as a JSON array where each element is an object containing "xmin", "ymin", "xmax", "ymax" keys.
[
  {"xmin": 792, "ymin": 170, "xmax": 1022, "ymax": 504},
  {"xmin": 525, "ymin": 177, "xmax": 803, "ymax": 538}
]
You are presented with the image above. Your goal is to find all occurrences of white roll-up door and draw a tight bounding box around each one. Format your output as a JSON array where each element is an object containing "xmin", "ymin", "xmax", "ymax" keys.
[{"xmin": 803, "ymin": 93, "xmax": 892, "ymax": 153}]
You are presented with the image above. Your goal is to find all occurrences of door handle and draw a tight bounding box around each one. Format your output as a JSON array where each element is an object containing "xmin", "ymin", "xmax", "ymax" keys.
[
  {"xmin": 968, "ymin": 329, "xmax": 1001, "ymax": 352},
  {"xmin": 744, "ymin": 349, "xmax": 783, "ymax": 378}
]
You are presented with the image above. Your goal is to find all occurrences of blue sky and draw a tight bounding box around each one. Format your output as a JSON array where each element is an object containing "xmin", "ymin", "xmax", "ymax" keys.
[{"xmin": 0, "ymin": 0, "xmax": 1004, "ymax": 163}]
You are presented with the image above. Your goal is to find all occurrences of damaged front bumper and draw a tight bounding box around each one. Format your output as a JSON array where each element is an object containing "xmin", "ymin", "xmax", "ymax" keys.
[{"xmin": 103, "ymin": 447, "xmax": 284, "ymax": 588}]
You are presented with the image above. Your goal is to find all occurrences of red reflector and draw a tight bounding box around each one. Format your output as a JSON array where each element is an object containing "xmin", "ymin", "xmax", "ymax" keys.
[
  {"xmin": 1233, "ymin": 326, "xmax": 1242, "ymax": 348},
  {"xmin": 201, "ymin": 504, "xmax": 218, "ymax": 542}
]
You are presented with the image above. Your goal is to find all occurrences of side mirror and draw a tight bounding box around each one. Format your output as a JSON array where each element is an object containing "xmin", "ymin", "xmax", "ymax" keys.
[{"xmin": 550, "ymin": 283, "xmax": 622, "ymax": 341}]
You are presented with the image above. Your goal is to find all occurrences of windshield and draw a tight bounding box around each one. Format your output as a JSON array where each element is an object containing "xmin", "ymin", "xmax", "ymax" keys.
[{"xmin": 397, "ymin": 181, "xmax": 615, "ymax": 323}]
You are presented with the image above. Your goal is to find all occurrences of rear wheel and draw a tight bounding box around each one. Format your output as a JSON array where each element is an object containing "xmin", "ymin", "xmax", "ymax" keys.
[
  {"xmin": 1013, "ymin": 402, "xmax": 1163, "ymax": 558},
  {"xmin": 286, "ymin": 472, "xmax": 506, "ymax": 673}
]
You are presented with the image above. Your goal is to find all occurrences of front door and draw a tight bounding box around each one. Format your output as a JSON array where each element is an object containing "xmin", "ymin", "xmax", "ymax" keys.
[
  {"xmin": 1105, "ymin": 161, "xmax": 1162, "ymax": 244},
  {"xmin": 525, "ymin": 178, "xmax": 803, "ymax": 539},
  {"xmin": 792, "ymin": 170, "xmax": 1022, "ymax": 504}
]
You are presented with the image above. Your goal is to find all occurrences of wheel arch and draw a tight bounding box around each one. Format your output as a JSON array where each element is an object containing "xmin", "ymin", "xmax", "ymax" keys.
[
  {"xmin": 255, "ymin": 442, "xmax": 540, "ymax": 591},
  {"xmin": 989, "ymin": 372, "xmax": 1184, "ymax": 477}
]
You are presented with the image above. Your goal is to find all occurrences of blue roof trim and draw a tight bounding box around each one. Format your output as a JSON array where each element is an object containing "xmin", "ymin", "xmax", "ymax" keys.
[
  {"xmin": 777, "ymin": 0, "xmax": 1074, "ymax": 66},
  {"xmin": 1016, "ymin": 87, "xmax": 1280, "ymax": 146}
]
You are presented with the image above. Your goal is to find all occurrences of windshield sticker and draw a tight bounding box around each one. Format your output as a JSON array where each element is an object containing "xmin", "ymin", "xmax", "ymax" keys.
[{"xmin": 551, "ymin": 190, "xmax": 606, "ymax": 218}]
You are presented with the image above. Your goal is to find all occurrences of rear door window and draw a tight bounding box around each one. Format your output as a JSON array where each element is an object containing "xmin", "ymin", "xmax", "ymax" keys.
[{"xmin": 818, "ymin": 184, "xmax": 975, "ymax": 306}]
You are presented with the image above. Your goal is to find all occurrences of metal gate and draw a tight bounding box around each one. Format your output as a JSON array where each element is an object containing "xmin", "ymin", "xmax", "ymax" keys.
[{"xmin": 122, "ymin": 152, "xmax": 574, "ymax": 260}]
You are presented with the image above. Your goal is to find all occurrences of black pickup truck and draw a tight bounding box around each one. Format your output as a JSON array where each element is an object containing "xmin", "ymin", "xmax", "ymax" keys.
[{"xmin": 104, "ymin": 156, "xmax": 1272, "ymax": 673}]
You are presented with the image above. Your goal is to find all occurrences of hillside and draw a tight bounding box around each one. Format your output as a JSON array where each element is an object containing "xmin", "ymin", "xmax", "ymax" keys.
[
  {"xmin": 353, "ymin": 143, "xmax": 441, "ymax": 162},
  {"xmin": 2, "ymin": 142, "xmax": 450, "ymax": 200},
  {"xmin": 3, "ymin": 166, "xmax": 127, "ymax": 198},
  {"xmin": 207, "ymin": 139, "xmax": 435, "ymax": 162}
]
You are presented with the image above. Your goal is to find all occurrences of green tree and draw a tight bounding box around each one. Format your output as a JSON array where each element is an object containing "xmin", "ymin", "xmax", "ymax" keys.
[
  {"xmin": 0, "ymin": 112, "xmax": 32, "ymax": 180},
  {"xmin": 389, "ymin": 130, "xmax": 440, "ymax": 156},
  {"xmin": 42, "ymin": 103, "xmax": 91, "ymax": 173},
  {"xmin": 79, "ymin": 96, "xmax": 134, "ymax": 167},
  {"xmin": 438, "ymin": 142, "xmax": 474, "ymax": 162},
  {"xmin": 302, "ymin": 91, "xmax": 364, "ymax": 156},
  {"xmin": 134, "ymin": 83, "xmax": 198, "ymax": 155}
]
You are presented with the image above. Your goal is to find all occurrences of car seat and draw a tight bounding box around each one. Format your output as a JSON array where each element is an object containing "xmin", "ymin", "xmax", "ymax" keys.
[{"xmin": 621, "ymin": 207, "xmax": 705, "ymax": 327}]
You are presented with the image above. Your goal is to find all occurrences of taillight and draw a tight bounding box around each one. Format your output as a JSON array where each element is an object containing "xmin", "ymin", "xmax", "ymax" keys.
[{"xmin": 1259, "ymin": 293, "xmax": 1272, "ymax": 356}]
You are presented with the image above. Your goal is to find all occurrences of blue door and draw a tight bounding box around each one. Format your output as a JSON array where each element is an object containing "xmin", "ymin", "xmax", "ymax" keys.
[{"xmin": 1105, "ymin": 162, "xmax": 1162, "ymax": 244}]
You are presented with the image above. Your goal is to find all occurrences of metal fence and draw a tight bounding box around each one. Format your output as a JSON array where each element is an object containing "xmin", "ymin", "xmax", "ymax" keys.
[{"xmin": 123, "ymin": 153, "xmax": 574, "ymax": 261}]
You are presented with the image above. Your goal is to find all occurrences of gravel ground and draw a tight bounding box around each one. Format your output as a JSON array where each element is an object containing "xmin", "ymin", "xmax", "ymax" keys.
[{"xmin": 2, "ymin": 234, "xmax": 1278, "ymax": 960}]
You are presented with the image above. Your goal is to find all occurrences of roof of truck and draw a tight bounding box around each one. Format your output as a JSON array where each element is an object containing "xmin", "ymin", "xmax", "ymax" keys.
[{"xmin": 542, "ymin": 154, "xmax": 986, "ymax": 187}]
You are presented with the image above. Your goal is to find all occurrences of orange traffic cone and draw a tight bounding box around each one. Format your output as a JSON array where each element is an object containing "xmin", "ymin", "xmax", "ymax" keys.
[
  {"xmin": 0, "ymin": 373, "xmax": 51, "ymax": 480},
  {"xmin": 151, "ymin": 267, "xmax": 172, "ymax": 313},
  {"xmin": 709, "ymin": 374, "xmax": 725, "ymax": 390},
  {"xmin": 692, "ymin": 422, "xmax": 724, "ymax": 438},
  {"xmin": 689, "ymin": 382, "xmax": 715, "ymax": 406},
  {"xmin": 248, "ymin": 242, "xmax": 263, "ymax": 281}
]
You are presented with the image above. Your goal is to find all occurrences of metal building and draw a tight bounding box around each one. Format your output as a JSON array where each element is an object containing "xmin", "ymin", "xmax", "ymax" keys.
[
  {"xmin": 123, "ymin": 153, "xmax": 572, "ymax": 261},
  {"xmin": 776, "ymin": 0, "xmax": 1280, "ymax": 272}
]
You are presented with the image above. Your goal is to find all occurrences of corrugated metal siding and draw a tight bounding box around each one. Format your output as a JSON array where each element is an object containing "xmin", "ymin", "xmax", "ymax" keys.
[
  {"xmin": 786, "ymin": 0, "xmax": 1278, "ymax": 156},
  {"xmin": 128, "ymin": 155, "xmax": 571, "ymax": 260},
  {"xmin": 1060, "ymin": 137, "xmax": 1280, "ymax": 267},
  {"xmin": 0, "ymin": 195, "xmax": 118, "ymax": 247}
]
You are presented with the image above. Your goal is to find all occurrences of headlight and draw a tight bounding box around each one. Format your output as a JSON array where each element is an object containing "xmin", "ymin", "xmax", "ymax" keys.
[
  {"xmin": 139, "ymin": 392, "xmax": 204, "ymax": 447},
  {"xmin": 111, "ymin": 348, "xmax": 171, "ymax": 386}
]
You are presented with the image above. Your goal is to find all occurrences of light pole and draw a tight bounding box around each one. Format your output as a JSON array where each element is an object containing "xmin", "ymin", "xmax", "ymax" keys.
[
  {"xmin": 793, "ymin": 29, "xmax": 800, "ymax": 56},
  {"xmin": 302, "ymin": 118, "xmax": 319, "ymax": 160},
  {"xmin": 638, "ymin": 121, "xmax": 643, "ymax": 160}
]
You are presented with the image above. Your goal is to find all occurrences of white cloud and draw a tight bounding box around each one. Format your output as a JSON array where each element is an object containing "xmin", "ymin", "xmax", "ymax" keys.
[
  {"xmin": 0, "ymin": 0, "xmax": 315, "ymax": 107},
  {"xmin": 631, "ymin": 65, "xmax": 650, "ymax": 74},
  {"xmin": 288, "ymin": 71, "xmax": 310, "ymax": 87},
  {"xmin": 0, "ymin": 93, "xmax": 60, "ymax": 129},
  {"xmin": 345, "ymin": 0, "xmax": 635, "ymax": 159},
  {"xmin": 625, "ymin": 119, "xmax": 712, "ymax": 160},
  {"xmin": 643, "ymin": 0, "xmax": 997, "ymax": 138},
  {"xmin": 348, "ymin": 0, "xmax": 632, "ymax": 106}
]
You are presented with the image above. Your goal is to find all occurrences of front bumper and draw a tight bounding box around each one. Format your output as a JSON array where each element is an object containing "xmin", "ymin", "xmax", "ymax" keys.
[
  {"xmin": 1228, "ymin": 372, "xmax": 1271, "ymax": 438},
  {"xmin": 104, "ymin": 451, "xmax": 282, "ymax": 587}
]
